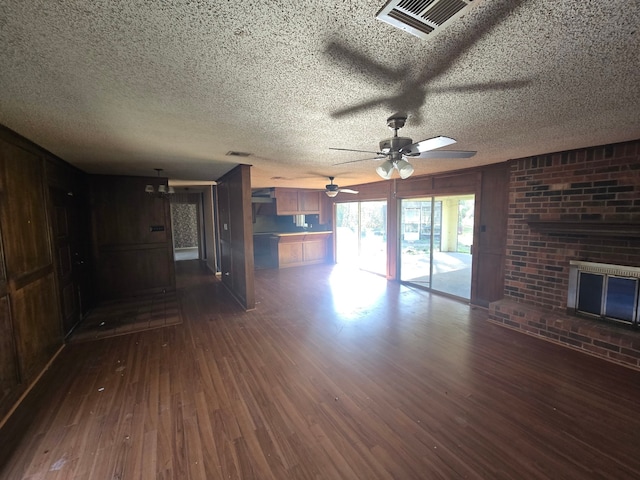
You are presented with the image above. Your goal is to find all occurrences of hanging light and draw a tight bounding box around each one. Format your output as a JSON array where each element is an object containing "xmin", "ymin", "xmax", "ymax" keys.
[
  {"xmin": 376, "ymin": 158, "xmax": 415, "ymax": 179},
  {"xmin": 146, "ymin": 168, "xmax": 175, "ymax": 198},
  {"xmin": 395, "ymin": 159, "xmax": 414, "ymax": 179},
  {"xmin": 376, "ymin": 159, "xmax": 394, "ymax": 179}
]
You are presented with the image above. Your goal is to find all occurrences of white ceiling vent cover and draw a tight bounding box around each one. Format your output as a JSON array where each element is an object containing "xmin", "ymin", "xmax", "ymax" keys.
[{"xmin": 376, "ymin": 0, "xmax": 473, "ymax": 39}]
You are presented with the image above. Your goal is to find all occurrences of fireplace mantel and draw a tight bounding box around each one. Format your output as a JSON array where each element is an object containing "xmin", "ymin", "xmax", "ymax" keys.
[{"xmin": 526, "ymin": 219, "xmax": 640, "ymax": 237}]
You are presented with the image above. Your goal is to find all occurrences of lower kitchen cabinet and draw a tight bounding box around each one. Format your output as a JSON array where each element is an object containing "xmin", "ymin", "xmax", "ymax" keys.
[{"xmin": 277, "ymin": 233, "xmax": 330, "ymax": 268}]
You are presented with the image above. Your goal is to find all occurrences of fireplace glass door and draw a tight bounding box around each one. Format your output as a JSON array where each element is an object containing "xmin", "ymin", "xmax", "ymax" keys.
[
  {"xmin": 605, "ymin": 276, "xmax": 638, "ymax": 323},
  {"xmin": 577, "ymin": 272, "xmax": 639, "ymax": 325},
  {"xmin": 577, "ymin": 273, "xmax": 603, "ymax": 316}
]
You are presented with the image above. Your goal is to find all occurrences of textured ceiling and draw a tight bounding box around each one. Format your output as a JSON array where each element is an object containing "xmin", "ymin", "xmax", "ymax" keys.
[{"xmin": 0, "ymin": 0, "xmax": 638, "ymax": 190}]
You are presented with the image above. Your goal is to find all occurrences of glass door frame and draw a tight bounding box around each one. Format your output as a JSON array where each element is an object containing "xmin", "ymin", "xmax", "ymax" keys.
[
  {"xmin": 334, "ymin": 199, "xmax": 388, "ymax": 277},
  {"xmin": 397, "ymin": 194, "xmax": 475, "ymax": 300}
]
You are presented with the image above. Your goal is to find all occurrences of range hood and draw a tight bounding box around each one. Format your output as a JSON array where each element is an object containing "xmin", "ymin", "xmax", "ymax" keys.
[
  {"xmin": 251, "ymin": 196, "xmax": 274, "ymax": 204},
  {"xmin": 251, "ymin": 188, "xmax": 275, "ymax": 203}
]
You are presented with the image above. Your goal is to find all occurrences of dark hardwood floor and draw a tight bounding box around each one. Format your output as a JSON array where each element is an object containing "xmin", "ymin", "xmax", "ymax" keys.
[{"xmin": 2, "ymin": 261, "xmax": 640, "ymax": 479}]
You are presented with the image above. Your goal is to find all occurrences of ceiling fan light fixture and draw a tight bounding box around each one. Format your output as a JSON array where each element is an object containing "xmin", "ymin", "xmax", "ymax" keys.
[
  {"xmin": 325, "ymin": 190, "xmax": 339, "ymax": 198},
  {"xmin": 376, "ymin": 159, "xmax": 394, "ymax": 179},
  {"xmin": 396, "ymin": 159, "xmax": 414, "ymax": 179},
  {"xmin": 331, "ymin": 116, "xmax": 469, "ymax": 181}
]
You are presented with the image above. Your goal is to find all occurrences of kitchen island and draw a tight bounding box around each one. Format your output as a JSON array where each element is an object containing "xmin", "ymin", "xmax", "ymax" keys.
[{"xmin": 253, "ymin": 231, "xmax": 332, "ymax": 269}]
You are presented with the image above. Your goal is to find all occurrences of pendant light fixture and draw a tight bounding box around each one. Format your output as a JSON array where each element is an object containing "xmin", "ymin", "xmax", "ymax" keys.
[{"xmin": 145, "ymin": 168, "xmax": 175, "ymax": 198}]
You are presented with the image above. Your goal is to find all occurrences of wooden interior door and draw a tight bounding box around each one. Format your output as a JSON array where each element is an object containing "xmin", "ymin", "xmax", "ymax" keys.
[{"xmin": 49, "ymin": 186, "xmax": 89, "ymax": 335}]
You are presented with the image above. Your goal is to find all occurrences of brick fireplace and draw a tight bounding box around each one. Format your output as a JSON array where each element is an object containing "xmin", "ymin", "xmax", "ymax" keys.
[{"xmin": 488, "ymin": 139, "xmax": 640, "ymax": 369}]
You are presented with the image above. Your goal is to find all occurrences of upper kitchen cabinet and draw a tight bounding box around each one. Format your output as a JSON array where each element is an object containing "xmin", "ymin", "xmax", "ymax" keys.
[
  {"xmin": 274, "ymin": 189, "xmax": 298, "ymax": 214},
  {"xmin": 274, "ymin": 188, "xmax": 321, "ymax": 215},
  {"xmin": 298, "ymin": 190, "xmax": 320, "ymax": 212}
]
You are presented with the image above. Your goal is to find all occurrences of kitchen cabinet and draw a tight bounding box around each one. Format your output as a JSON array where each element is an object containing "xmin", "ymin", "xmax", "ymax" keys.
[
  {"xmin": 274, "ymin": 189, "xmax": 299, "ymax": 213},
  {"xmin": 254, "ymin": 232, "xmax": 331, "ymax": 269},
  {"xmin": 274, "ymin": 188, "xmax": 321, "ymax": 215},
  {"xmin": 298, "ymin": 190, "xmax": 320, "ymax": 212},
  {"xmin": 275, "ymin": 232, "xmax": 330, "ymax": 268}
]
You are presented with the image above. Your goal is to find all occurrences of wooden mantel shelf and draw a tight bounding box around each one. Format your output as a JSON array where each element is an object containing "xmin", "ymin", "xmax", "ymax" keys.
[{"xmin": 527, "ymin": 219, "xmax": 640, "ymax": 237}]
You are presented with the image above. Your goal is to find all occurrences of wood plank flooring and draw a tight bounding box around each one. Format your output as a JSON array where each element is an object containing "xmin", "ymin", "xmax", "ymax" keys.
[
  {"xmin": 69, "ymin": 291, "xmax": 181, "ymax": 342},
  {"xmin": 2, "ymin": 261, "xmax": 640, "ymax": 479}
]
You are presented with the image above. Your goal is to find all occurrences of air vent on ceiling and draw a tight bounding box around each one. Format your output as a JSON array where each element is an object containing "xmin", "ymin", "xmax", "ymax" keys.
[
  {"xmin": 226, "ymin": 151, "xmax": 252, "ymax": 157},
  {"xmin": 376, "ymin": 0, "xmax": 473, "ymax": 39}
]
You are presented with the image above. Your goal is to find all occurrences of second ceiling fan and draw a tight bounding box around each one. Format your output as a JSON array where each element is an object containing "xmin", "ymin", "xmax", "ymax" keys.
[
  {"xmin": 330, "ymin": 115, "xmax": 476, "ymax": 179},
  {"xmin": 324, "ymin": 176, "xmax": 358, "ymax": 198}
]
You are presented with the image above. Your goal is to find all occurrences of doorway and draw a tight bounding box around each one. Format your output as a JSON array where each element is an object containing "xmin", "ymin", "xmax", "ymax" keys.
[
  {"xmin": 49, "ymin": 186, "xmax": 91, "ymax": 336},
  {"xmin": 335, "ymin": 200, "xmax": 387, "ymax": 276},
  {"xmin": 400, "ymin": 195, "xmax": 474, "ymax": 299},
  {"xmin": 170, "ymin": 193, "xmax": 202, "ymax": 261}
]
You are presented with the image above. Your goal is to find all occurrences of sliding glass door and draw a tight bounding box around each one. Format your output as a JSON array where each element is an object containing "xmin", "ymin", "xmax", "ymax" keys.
[
  {"xmin": 400, "ymin": 195, "xmax": 474, "ymax": 299},
  {"xmin": 336, "ymin": 200, "xmax": 387, "ymax": 276}
]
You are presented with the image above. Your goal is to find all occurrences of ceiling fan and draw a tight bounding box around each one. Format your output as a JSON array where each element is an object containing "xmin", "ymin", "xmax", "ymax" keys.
[
  {"xmin": 325, "ymin": 176, "xmax": 359, "ymax": 198},
  {"xmin": 330, "ymin": 115, "xmax": 476, "ymax": 179}
]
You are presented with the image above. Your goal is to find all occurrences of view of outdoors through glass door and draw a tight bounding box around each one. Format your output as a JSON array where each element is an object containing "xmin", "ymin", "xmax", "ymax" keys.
[
  {"xmin": 335, "ymin": 201, "xmax": 387, "ymax": 276},
  {"xmin": 400, "ymin": 195, "xmax": 474, "ymax": 299}
]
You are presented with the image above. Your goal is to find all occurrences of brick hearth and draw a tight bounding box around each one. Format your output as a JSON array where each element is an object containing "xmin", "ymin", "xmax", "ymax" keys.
[
  {"xmin": 492, "ymin": 138, "xmax": 640, "ymax": 370},
  {"xmin": 489, "ymin": 299, "xmax": 640, "ymax": 370}
]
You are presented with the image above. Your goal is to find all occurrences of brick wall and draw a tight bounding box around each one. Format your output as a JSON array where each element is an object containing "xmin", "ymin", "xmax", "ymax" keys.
[
  {"xmin": 505, "ymin": 140, "xmax": 640, "ymax": 309},
  {"xmin": 489, "ymin": 139, "xmax": 640, "ymax": 370},
  {"xmin": 490, "ymin": 298, "xmax": 640, "ymax": 369}
]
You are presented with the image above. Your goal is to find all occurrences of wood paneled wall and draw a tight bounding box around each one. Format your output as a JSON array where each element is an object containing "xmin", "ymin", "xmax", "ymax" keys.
[
  {"xmin": 474, "ymin": 164, "xmax": 509, "ymax": 307},
  {"xmin": 0, "ymin": 126, "xmax": 185, "ymax": 428},
  {"xmin": 216, "ymin": 165, "xmax": 255, "ymax": 310},
  {"xmin": 0, "ymin": 129, "xmax": 66, "ymax": 422},
  {"xmin": 90, "ymin": 175, "xmax": 175, "ymax": 301},
  {"xmin": 202, "ymin": 187, "xmax": 217, "ymax": 273}
]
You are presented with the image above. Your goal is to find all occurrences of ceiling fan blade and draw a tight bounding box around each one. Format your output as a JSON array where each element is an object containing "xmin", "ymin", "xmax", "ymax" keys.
[
  {"xmin": 333, "ymin": 155, "xmax": 386, "ymax": 166},
  {"xmin": 339, "ymin": 188, "xmax": 359, "ymax": 194},
  {"xmin": 330, "ymin": 147, "xmax": 382, "ymax": 155},
  {"xmin": 402, "ymin": 136, "xmax": 456, "ymax": 155},
  {"xmin": 408, "ymin": 150, "xmax": 477, "ymax": 159}
]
